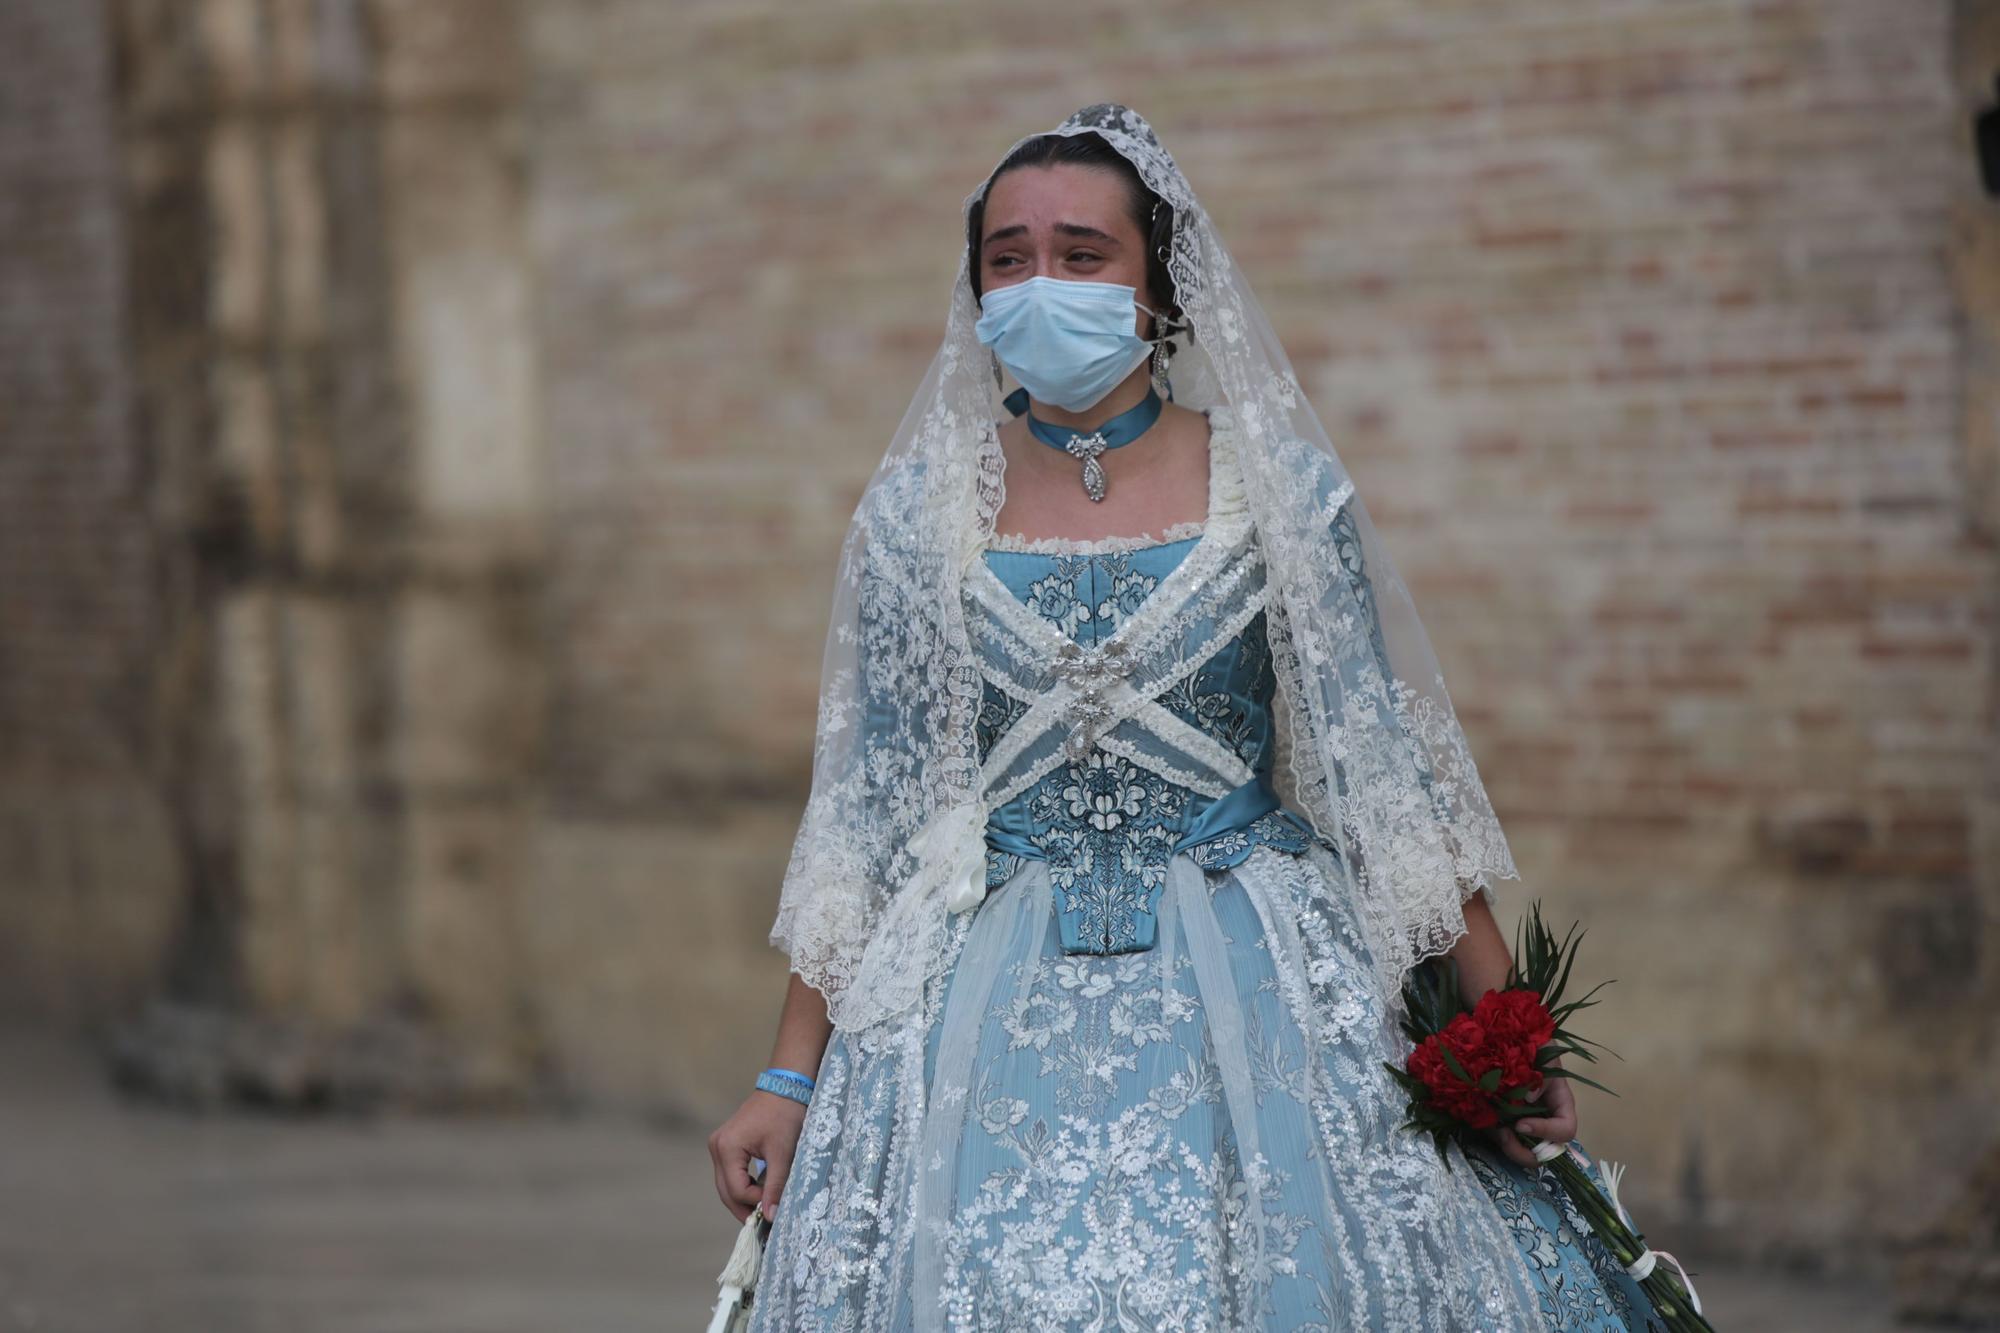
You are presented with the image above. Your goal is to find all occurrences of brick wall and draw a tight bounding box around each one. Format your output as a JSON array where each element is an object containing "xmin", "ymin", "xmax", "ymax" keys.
[{"xmin": 520, "ymin": 0, "xmax": 1991, "ymax": 1269}]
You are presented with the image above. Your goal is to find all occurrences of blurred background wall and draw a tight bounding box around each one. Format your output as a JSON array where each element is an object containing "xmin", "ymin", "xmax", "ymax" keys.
[{"xmin": 2, "ymin": 0, "xmax": 1995, "ymax": 1312}]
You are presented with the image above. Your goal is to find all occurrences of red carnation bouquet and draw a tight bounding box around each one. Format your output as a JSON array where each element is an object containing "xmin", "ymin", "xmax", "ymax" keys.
[{"xmin": 1382, "ymin": 900, "xmax": 1713, "ymax": 1332}]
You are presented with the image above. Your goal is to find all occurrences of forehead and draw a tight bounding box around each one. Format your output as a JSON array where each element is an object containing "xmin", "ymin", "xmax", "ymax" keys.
[{"xmin": 981, "ymin": 161, "xmax": 1135, "ymax": 234}]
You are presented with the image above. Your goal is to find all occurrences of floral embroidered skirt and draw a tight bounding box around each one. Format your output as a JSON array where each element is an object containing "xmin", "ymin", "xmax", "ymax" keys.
[{"xmin": 753, "ymin": 845, "xmax": 1663, "ymax": 1332}]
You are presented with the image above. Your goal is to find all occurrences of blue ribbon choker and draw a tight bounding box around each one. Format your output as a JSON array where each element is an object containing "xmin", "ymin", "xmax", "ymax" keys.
[{"xmin": 1002, "ymin": 384, "xmax": 1166, "ymax": 503}]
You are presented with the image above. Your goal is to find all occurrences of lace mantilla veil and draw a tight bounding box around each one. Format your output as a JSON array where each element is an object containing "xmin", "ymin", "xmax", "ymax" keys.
[{"xmin": 772, "ymin": 103, "xmax": 1521, "ymax": 1037}]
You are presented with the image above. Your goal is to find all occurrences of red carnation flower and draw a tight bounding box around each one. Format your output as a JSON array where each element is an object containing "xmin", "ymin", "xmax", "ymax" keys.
[
  {"xmin": 1471, "ymin": 987, "xmax": 1555, "ymax": 1091},
  {"xmin": 1409, "ymin": 1017, "xmax": 1502, "ymax": 1128}
]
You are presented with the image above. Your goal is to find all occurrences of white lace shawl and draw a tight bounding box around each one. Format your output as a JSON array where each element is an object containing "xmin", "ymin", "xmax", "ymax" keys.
[{"xmin": 772, "ymin": 103, "xmax": 1520, "ymax": 1034}]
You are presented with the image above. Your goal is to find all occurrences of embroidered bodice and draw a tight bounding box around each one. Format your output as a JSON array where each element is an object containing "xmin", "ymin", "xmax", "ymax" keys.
[
  {"xmin": 965, "ymin": 407, "xmax": 1329, "ymax": 955},
  {"xmin": 974, "ymin": 537, "xmax": 1318, "ymax": 954}
]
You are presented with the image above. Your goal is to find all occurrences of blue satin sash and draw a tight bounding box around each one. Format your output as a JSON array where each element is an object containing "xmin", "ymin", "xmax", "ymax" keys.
[{"xmin": 984, "ymin": 771, "xmax": 1316, "ymax": 954}]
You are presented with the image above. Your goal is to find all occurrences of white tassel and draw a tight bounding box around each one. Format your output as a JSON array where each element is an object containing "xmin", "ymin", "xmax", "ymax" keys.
[
  {"xmin": 720, "ymin": 1208, "xmax": 766, "ymax": 1289},
  {"xmin": 705, "ymin": 1209, "xmax": 767, "ymax": 1333}
]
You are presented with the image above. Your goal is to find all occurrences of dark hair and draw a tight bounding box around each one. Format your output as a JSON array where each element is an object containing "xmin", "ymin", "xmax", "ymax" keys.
[{"xmin": 966, "ymin": 131, "xmax": 1185, "ymax": 349}]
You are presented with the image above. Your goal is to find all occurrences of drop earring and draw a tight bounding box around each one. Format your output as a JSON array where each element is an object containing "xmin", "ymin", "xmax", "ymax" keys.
[
  {"xmin": 1148, "ymin": 201, "xmax": 1176, "ymax": 400},
  {"xmin": 991, "ymin": 347, "xmax": 1004, "ymax": 390}
]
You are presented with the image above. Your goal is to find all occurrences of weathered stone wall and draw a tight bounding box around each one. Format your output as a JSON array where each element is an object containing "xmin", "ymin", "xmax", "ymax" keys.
[
  {"xmin": 0, "ymin": 0, "xmax": 178, "ymax": 1019},
  {"xmin": 0, "ymin": 0, "xmax": 1991, "ymax": 1298},
  {"xmin": 1897, "ymin": 3, "xmax": 2000, "ymax": 1318},
  {"xmin": 70, "ymin": 0, "xmax": 546, "ymax": 1102}
]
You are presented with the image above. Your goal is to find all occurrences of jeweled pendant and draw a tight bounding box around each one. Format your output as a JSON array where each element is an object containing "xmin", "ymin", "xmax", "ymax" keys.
[
  {"xmin": 1080, "ymin": 456, "xmax": 1107, "ymax": 502},
  {"xmin": 1065, "ymin": 430, "xmax": 1111, "ymax": 503}
]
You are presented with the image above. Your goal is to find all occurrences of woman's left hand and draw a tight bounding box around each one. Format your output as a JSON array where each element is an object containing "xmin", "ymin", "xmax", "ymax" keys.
[{"xmin": 1490, "ymin": 1065, "xmax": 1577, "ymax": 1171}]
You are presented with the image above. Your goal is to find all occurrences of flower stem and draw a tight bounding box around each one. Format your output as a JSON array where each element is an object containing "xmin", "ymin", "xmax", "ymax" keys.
[{"xmin": 1515, "ymin": 1134, "xmax": 1716, "ymax": 1333}]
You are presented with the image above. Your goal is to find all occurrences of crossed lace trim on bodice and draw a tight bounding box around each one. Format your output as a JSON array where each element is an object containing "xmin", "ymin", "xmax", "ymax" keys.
[
  {"xmin": 960, "ymin": 406, "xmax": 1324, "ymax": 952},
  {"xmin": 965, "ymin": 406, "xmax": 1257, "ymax": 804}
]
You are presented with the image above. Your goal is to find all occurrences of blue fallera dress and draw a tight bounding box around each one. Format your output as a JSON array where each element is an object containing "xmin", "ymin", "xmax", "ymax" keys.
[{"xmin": 754, "ymin": 413, "xmax": 1665, "ymax": 1332}]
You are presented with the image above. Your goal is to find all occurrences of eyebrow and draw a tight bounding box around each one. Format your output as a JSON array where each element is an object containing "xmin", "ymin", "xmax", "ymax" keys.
[{"xmin": 981, "ymin": 221, "xmax": 1123, "ymax": 250}]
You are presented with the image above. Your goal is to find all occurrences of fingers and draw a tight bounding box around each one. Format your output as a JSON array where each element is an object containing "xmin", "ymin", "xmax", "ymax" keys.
[
  {"xmin": 760, "ymin": 1148, "xmax": 792, "ymax": 1222},
  {"xmin": 1496, "ymin": 1125, "xmax": 1540, "ymax": 1170},
  {"xmin": 708, "ymin": 1128, "xmax": 759, "ymax": 1223},
  {"xmin": 710, "ymin": 1161, "xmax": 748, "ymax": 1222},
  {"xmin": 1516, "ymin": 1076, "xmax": 1578, "ymax": 1147}
]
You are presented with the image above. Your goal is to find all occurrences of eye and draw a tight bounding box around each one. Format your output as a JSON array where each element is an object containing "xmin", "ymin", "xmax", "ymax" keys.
[
  {"xmin": 990, "ymin": 255, "xmax": 1018, "ymax": 268},
  {"xmin": 1067, "ymin": 251, "xmax": 1103, "ymax": 263}
]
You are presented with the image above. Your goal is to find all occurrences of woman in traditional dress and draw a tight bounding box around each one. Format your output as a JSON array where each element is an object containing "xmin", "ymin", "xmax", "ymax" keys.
[{"xmin": 709, "ymin": 103, "xmax": 1665, "ymax": 1331}]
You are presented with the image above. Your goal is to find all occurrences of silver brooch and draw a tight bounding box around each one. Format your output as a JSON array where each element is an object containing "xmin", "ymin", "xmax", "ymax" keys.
[
  {"xmin": 1051, "ymin": 638, "xmax": 1135, "ymax": 758},
  {"xmin": 1064, "ymin": 431, "xmax": 1111, "ymax": 502}
]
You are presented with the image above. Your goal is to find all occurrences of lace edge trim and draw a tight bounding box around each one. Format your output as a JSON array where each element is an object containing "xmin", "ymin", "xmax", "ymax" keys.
[{"xmin": 983, "ymin": 519, "xmax": 1207, "ymax": 555}]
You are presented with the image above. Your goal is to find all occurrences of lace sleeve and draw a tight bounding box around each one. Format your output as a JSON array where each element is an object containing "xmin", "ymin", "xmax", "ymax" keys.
[
  {"xmin": 767, "ymin": 524, "xmax": 910, "ymax": 1006},
  {"xmin": 1320, "ymin": 472, "xmax": 1495, "ymax": 910}
]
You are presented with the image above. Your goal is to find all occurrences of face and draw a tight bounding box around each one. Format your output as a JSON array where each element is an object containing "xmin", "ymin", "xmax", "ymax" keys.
[{"xmin": 978, "ymin": 162, "xmax": 1159, "ymax": 337}]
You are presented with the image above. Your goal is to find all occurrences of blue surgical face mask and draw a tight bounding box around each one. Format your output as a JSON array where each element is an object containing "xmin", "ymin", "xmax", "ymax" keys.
[{"xmin": 974, "ymin": 274, "xmax": 1168, "ymax": 413}]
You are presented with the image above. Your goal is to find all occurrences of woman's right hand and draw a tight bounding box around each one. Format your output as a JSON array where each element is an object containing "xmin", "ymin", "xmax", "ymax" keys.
[{"xmin": 709, "ymin": 1089, "xmax": 810, "ymax": 1222}]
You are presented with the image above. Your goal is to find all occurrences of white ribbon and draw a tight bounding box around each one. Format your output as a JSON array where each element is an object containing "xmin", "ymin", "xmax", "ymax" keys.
[
  {"xmin": 1600, "ymin": 1157, "xmax": 1705, "ymax": 1316},
  {"xmin": 906, "ymin": 800, "xmax": 991, "ymax": 914}
]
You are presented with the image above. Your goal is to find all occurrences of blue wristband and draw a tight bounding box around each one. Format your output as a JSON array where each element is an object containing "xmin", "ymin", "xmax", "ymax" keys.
[{"xmin": 756, "ymin": 1067, "xmax": 815, "ymax": 1106}]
